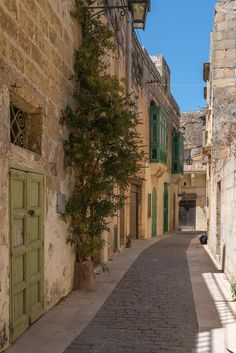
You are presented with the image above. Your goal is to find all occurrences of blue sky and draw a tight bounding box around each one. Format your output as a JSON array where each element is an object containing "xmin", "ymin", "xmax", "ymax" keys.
[{"xmin": 138, "ymin": 0, "xmax": 216, "ymax": 112}]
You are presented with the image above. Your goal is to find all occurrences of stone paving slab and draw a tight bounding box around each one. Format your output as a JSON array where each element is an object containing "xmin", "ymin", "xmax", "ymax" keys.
[
  {"xmin": 6, "ymin": 235, "xmax": 166, "ymax": 353},
  {"xmin": 188, "ymin": 237, "xmax": 236, "ymax": 353},
  {"xmin": 65, "ymin": 234, "xmax": 199, "ymax": 353},
  {"xmin": 7, "ymin": 232, "xmax": 235, "ymax": 353}
]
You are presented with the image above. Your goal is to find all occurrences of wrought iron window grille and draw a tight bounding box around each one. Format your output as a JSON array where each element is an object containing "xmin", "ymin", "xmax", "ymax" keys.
[{"xmin": 10, "ymin": 103, "xmax": 27, "ymax": 148}]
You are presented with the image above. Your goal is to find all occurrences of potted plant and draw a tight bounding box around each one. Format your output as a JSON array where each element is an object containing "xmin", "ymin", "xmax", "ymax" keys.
[{"xmin": 126, "ymin": 235, "xmax": 132, "ymax": 248}]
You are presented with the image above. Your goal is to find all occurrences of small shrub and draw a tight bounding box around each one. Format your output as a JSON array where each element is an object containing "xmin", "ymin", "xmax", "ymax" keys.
[
  {"xmin": 230, "ymin": 283, "xmax": 236, "ymax": 300},
  {"xmin": 126, "ymin": 234, "xmax": 131, "ymax": 243}
]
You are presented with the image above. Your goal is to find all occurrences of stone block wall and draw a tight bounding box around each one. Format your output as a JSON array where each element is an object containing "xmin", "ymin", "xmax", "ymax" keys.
[
  {"xmin": 211, "ymin": 0, "xmax": 236, "ymax": 150},
  {"xmin": 0, "ymin": 1, "xmax": 182, "ymax": 348},
  {"xmin": 180, "ymin": 110, "xmax": 206, "ymax": 149},
  {"xmin": 0, "ymin": 0, "xmax": 80, "ymax": 350},
  {"xmin": 180, "ymin": 173, "xmax": 207, "ymax": 231},
  {"xmin": 207, "ymin": 0, "xmax": 236, "ymax": 283},
  {"xmin": 179, "ymin": 111, "xmax": 207, "ymax": 232}
]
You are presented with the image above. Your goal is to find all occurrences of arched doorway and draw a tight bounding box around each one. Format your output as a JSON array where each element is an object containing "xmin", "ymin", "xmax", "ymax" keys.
[
  {"xmin": 163, "ymin": 183, "xmax": 169, "ymax": 232},
  {"xmin": 152, "ymin": 187, "xmax": 157, "ymax": 237},
  {"xmin": 173, "ymin": 192, "xmax": 176, "ymax": 231}
]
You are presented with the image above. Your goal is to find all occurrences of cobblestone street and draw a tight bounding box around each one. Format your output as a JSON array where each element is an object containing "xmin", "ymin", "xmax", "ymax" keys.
[
  {"xmin": 65, "ymin": 234, "xmax": 199, "ymax": 353},
  {"xmin": 8, "ymin": 232, "xmax": 236, "ymax": 353}
]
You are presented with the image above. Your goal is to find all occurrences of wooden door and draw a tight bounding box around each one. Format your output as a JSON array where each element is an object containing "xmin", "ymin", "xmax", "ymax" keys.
[
  {"xmin": 130, "ymin": 185, "xmax": 138, "ymax": 240},
  {"xmin": 179, "ymin": 200, "xmax": 196, "ymax": 229},
  {"xmin": 10, "ymin": 169, "xmax": 44, "ymax": 341},
  {"xmin": 120, "ymin": 206, "xmax": 125, "ymax": 247},
  {"xmin": 163, "ymin": 183, "xmax": 169, "ymax": 232},
  {"xmin": 119, "ymin": 190, "xmax": 125, "ymax": 247},
  {"xmin": 173, "ymin": 193, "xmax": 176, "ymax": 231},
  {"xmin": 151, "ymin": 187, "xmax": 157, "ymax": 237}
]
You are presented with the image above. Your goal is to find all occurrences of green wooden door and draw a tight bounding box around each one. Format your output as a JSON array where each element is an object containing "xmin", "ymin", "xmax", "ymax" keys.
[
  {"xmin": 10, "ymin": 169, "xmax": 44, "ymax": 341},
  {"xmin": 163, "ymin": 183, "xmax": 169, "ymax": 233},
  {"xmin": 151, "ymin": 187, "xmax": 157, "ymax": 237}
]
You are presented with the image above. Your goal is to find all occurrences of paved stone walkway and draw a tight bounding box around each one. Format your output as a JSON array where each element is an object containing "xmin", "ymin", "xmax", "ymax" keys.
[{"xmin": 65, "ymin": 235, "xmax": 199, "ymax": 353}]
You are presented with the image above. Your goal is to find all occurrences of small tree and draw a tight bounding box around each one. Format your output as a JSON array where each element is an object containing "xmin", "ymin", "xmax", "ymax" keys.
[{"xmin": 62, "ymin": 0, "xmax": 144, "ymax": 262}]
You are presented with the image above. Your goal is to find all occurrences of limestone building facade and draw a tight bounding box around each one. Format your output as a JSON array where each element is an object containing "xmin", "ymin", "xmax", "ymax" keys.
[
  {"xmin": 104, "ymin": 40, "xmax": 183, "ymax": 264},
  {"xmin": 0, "ymin": 0, "xmax": 183, "ymax": 349},
  {"xmin": 179, "ymin": 110, "xmax": 207, "ymax": 231},
  {"xmin": 204, "ymin": 0, "xmax": 236, "ymax": 284}
]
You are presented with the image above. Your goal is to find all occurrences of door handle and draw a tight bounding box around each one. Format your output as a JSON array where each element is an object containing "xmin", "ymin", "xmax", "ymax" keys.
[{"xmin": 28, "ymin": 209, "xmax": 35, "ymax": 216}]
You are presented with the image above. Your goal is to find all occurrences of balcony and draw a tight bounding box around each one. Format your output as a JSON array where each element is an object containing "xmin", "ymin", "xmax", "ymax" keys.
[
  {"xmin": 172, "ymin": 133, "xmax": 184, "ymax": 175},
  {"xmin": 150, "ymin": 106, "xmax": 168, "ymax": 169},
  {"xmin": 150, "ymin": 162, "xmax": 167, "ymax": 178}
]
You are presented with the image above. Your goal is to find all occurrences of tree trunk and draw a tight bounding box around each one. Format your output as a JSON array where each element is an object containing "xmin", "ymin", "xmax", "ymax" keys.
[{"xmin": 74, "ymin": 259, "xmax": 96, "ymax": 290}]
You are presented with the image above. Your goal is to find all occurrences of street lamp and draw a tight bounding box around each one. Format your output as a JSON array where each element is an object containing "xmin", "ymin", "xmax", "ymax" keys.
[
  {"xmin": 88, "ymin": 0, "xmax": 151, "ymax": 30},
  {"xmin": 129, "ymin": 0, "xmax": 151, "ymax": 30}
]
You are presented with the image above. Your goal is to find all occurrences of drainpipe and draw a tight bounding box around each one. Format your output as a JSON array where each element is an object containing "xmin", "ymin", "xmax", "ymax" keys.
[{"xmin": 126, "ymin": 12, "xmax": 132, "ymax": 96}]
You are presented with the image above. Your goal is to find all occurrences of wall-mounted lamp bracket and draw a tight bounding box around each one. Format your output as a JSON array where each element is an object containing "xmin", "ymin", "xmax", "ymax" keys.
[{"xmin": 88, "ymin": 6, "xmax": 128, "ymax": 19}]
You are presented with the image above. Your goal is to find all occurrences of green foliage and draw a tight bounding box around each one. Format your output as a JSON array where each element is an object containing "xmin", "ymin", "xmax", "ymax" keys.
[
  {"xmin": 230, "ymin": 283, "xmax": 236, "ymax": 299},
  {"xmin": 74, "ymin": 235, "xmax": 107, "ymax": 262},
  {"xmin": 63, "ymin": 0, "xmax": 144, "ymax": 261},
  {"xmin": 126, "ymin": 234, "xmax": 131, "ymax": 243}
]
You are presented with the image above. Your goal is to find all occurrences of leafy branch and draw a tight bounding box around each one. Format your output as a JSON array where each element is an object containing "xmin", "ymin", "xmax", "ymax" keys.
[{"xmin": 62, "ymin": 0, "xmax": 144, "ymax": 261}]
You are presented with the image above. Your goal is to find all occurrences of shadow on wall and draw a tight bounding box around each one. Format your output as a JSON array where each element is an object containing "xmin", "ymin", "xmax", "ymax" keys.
[{"xmin": 0, "ymin": 325, "xmax": 7, "ymax": 351}]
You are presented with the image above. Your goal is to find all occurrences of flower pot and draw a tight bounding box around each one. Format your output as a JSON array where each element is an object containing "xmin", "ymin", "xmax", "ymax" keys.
[{"xmin": 126, "ymin": 241, "xmax": 131, "ymax": 248}]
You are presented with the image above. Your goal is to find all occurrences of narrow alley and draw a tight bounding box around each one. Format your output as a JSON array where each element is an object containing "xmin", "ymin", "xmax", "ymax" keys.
[
  {"xmin": 6, "ymin": 233, "xmax": 236, "ymax": 353},
  {"xmin": 1, "ymin": 1, "xmax": 236, "ymax": 352}
]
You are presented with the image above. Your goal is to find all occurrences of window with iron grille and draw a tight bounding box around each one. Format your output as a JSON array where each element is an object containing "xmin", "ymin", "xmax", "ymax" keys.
[
  {"xmin": 10, "ymin": 102, "xmax": 42, "ymax": 154},
  {"xmin": 10, "ymin": 104, "xmax": 27, "ymax": 148},
  {"xmin": 150, "ymin": 106, "xmax": 168, "ymax": 165}
]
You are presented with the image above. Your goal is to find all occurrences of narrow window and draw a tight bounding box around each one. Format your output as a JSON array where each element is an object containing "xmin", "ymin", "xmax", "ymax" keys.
[
  {"xmin": 10, "ymin": 101, "xmax": 42, "ymax": 154},
  {"xmin": 172, "ymin": 133, "xmax": 184, "ymax": 174},
  {"xmin": 150, "ymin": 106, "xmax": 168, "ymax": 165},
  {"xmin": 10, "ymin": 104, "xmax": 27, "ymax": 149}
]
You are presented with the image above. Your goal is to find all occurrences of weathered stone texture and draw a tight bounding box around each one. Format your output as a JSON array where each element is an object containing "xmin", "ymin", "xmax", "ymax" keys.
[
  {"xmin": 180, "ymin": 110, "xmax": 206, "ymax": 149},
  {"xmin": 0, "ymin": 1, "xmax": 182, "ymax": 350},
  {"xmin": 65, "ymin": 235, "xmax": 199, "ymax": 353},
  {"xmin": 0, "ymin": 0, "xmax": 78, "ymax": 350},
  {"xmin": 207, "ymin": 0, "xmax": 236, "ymax": 284},
  {"xmin": 180, "ymin": 173, "xmax": 207, "ymax": 231},
  {"xmin": 180, "ymin": 111, "xmax": 207, "ymax": 231}
]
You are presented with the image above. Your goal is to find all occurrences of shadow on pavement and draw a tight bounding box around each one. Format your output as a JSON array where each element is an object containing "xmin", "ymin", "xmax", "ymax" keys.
[{"xmin": 193, "ymin": 272, "xmax": 236, "ymax": 353}]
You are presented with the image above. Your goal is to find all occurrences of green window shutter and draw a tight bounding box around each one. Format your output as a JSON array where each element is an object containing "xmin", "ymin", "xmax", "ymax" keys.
[
  {"xmin": 150, "ymin": 107, "xmax": 159, "ymax": 162},
  {"xmin": 172, "ymin": 132, "xmax": 184, "ymax": 174},
  {"xmin": 150, "ymin": 107, "xmax": 168, "ymax": 165}
]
